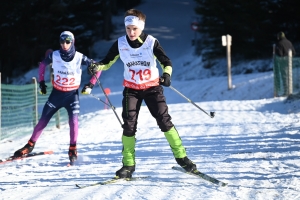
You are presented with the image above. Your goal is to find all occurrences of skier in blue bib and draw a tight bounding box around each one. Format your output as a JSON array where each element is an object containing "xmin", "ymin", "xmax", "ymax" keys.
[{"xmin": 14, "ymin": 31, "xmax": 101, "ymax": 163}]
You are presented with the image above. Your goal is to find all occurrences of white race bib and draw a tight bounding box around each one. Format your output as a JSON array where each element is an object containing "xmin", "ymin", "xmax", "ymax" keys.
[
  {"xmin": 52, "ymin": 51, "xmax": 83, "ymax": 91},
  {"xmin": 118, "ymin": 35, "xmax": 159, "ymax": 90}
]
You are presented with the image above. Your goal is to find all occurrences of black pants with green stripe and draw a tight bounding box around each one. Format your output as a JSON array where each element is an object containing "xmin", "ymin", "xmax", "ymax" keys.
[{"xmin": 122, "ymin": 86, "xmax": 174, "ymax": 136}]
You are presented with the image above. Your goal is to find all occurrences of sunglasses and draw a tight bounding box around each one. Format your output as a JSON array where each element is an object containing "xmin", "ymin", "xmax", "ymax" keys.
[
  {"xmin": 60, "ymin": 40, "xmax": 71, "ymax": 44},
  {"xmin": 60, "ymin": 35, "xmax": 73, "ymax": 44}
]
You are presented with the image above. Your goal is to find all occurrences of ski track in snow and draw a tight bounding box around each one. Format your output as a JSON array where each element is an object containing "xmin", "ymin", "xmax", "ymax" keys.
[{"xmin": 1, "ymin": 94, "xmax": 300, "ymax": 199}]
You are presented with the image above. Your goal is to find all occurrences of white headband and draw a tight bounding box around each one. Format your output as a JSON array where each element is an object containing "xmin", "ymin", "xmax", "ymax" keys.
[{"xmin": 124, "ymin": 16, "xmax": 145, "ymax": 31}]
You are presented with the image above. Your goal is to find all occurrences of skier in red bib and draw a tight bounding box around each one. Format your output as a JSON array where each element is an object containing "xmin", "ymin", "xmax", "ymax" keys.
[{"xmin": 84, "ymin": 9, "xmax": 198, "ymax": 178}]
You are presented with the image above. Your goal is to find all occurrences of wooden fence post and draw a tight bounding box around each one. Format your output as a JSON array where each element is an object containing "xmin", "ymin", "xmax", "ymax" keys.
[
  {"xmin": 288, "ymin": 49, "xmax": 293, "ymax": 95},
  {"xmin": 222, "ymin": 34, "xmax": 232, "ymax": 90}
]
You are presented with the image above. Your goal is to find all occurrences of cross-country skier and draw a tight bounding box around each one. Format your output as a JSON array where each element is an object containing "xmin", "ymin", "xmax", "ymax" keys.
[
  {"xmin": 83, "ymin": 9, "xmax": 198, "ymax": 178},
  {"xmin": 14, "ymin": 31, "xmax": 101, "ymax": 163}
]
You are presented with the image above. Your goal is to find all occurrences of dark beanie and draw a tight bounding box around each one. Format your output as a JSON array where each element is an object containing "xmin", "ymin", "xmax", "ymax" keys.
[{"xmin": 277, "ymin": 32, "xmax": 285, "ymax": 40}]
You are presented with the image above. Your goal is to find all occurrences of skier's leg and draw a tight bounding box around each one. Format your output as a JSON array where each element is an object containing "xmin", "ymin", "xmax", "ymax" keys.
[
  {"xmin": 145, "ymin": 86, "xmax": 197, "ymax": 172},
  {"xmin": 116, "ymin": 88, "xmax": 141, "ymax": 178},
  {"xmin": 65, "ymin": 90, "xmax": 80, "ymax": 163},
  {"xmin": 14, "ymin": 100, "xmax": 58, "ymax": 157}
]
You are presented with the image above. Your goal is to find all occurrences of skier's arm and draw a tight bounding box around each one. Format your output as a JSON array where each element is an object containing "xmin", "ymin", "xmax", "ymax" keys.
[
  {"xmin": 89, "ymin": 41, "xmax": 120, "ymax": 74},
  {"xmin": 39, "ymin": 53, "xmax": 52, "ymax": 82},
  {"xmin": 81, "ymin": 55, "xmax": 102, "ymax": 85},
  {"xmin": 82, "ymin": 42, "xmax": 119, "ymax": 94},
  {"xmin": 153, "ymin": 40, "xmax": 172, "ymax": 76}
]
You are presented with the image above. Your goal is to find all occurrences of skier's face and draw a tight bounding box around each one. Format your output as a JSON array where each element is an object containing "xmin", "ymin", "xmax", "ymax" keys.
[
  {"xmin": 126, "ymin": 25, "xmax": 142, "ymax": 41},
  {"xmin": 60, "ymin": 41, "xmax": 72, "ymax": 51}
]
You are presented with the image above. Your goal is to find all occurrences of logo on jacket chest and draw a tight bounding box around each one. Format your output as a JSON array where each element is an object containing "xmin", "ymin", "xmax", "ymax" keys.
[
  {"xmin": 126, "ymin": 61, "xmax": 150, "ymax": 68},
  {"xmin": 130, "ymin": 52, "xmax": 142, "ymax": 57},
  {"xmin": 57, "ymin": 70, "xmax": 75, "ymax": 76}
]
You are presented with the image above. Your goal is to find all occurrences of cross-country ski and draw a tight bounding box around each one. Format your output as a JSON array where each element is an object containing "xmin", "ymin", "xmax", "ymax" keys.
[{"xmin": 0, "ymin": 151, "xmax": 53, "ymax": 165}]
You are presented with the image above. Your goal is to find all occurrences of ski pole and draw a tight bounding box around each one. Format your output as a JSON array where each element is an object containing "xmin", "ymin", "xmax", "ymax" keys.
[
  {"xmin": 168, "ymin": 85, "xmax": 215, "ymax": 118},
  {"xmin": 90, "ymin": 69, "xmax": 123, "ymax": 126},
  {"xmin": 90, "ymin": 93, "xmax": 116, "ymax": 110}
]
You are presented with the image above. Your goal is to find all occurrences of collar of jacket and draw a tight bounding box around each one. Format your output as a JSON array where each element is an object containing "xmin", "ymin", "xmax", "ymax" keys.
[{"xmin": 126, "ymin": 32, "xmax": 147, "ymax": 48}]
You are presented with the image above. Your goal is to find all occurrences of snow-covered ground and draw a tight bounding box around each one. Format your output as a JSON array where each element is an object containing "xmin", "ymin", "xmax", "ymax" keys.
[
  {"xmin": 2, "ymin": 0, "xmax": 300, "ymax": 199},
  {"xmin": 2, "ymin": 71, "xmax": 300, "ymax": 200}
]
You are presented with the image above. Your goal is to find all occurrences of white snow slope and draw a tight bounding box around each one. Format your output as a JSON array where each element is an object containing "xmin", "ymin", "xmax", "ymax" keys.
[{"xmin": 2, "ymin": 0, "xmax": 300, "ymax": 200}]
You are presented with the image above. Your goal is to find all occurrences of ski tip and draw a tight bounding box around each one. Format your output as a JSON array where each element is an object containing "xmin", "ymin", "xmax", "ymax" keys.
[{"xmin": 44, "ymin": 150, "xmax": 54, "ymax": 155}]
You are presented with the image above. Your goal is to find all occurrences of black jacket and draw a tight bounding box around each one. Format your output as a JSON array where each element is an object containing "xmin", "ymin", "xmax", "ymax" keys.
[
  {"xmin": 275, "ymin": 37, "xmax": 296, "ymax": 57},
  {"xmin": 100, "ymin": 32, "xmax": 172, "ymax": 69}
]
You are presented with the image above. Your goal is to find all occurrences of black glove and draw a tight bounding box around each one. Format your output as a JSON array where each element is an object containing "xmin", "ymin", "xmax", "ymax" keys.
[
  {"xmin": 88, "ymin": 62, "xmax": 101, "ymax": 75},
  {"xmin": 39, "ymin": 80, "xmax": 47, "ymax": 95},
  {"xmin": 160, "ymin": 73, "xmax": 171, "ymax": 87},
  {"xmin": 81, "ymin": 82, "xmax": 94, "ymax": 94}
]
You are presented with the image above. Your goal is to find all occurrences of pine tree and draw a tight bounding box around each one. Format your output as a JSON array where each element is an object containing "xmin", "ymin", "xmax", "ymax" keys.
[
  {"xmin": 0, "ymin": 0, "xmax": 140, "ymax": 82},
  {"xmin": 194, "ymin": 0, "xmax": 299, "ymax": 61}
]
